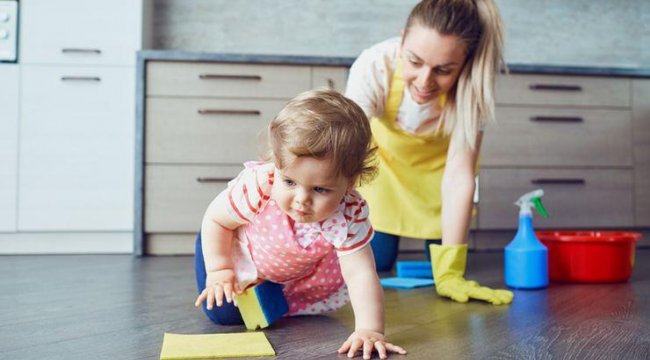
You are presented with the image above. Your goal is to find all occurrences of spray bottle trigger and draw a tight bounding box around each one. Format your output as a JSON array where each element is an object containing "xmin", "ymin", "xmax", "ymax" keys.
[{"xmin": 532, "ymin": 197, "xmax": 549, "ymax": 218}]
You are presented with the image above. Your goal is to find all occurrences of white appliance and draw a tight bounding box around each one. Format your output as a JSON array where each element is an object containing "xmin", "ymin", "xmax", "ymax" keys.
[{"xmin": 0, "ymin": 0, "xmax": 18, "ymax": 62}]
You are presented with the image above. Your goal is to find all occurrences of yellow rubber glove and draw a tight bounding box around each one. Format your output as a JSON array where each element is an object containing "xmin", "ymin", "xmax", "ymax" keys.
[{"xmin": 430, "ymin": 244, "xmax": 513, "ymax": 305}]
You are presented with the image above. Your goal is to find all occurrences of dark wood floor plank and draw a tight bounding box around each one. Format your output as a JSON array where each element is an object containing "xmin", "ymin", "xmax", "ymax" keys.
[{"xmin": 1, "ymin": 250, "xmax": 648, "ymax": 359}]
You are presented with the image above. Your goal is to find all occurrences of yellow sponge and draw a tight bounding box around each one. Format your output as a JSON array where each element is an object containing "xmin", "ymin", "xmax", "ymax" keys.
[{"xmin": 159, "ymin": 332, "xmax": 275, "ymax": 359}]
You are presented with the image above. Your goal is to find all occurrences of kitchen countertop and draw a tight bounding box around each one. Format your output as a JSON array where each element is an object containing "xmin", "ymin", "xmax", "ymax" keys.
[{"xmin": 138, "ymin": 50, "xmax": 650, "ymax": 78}]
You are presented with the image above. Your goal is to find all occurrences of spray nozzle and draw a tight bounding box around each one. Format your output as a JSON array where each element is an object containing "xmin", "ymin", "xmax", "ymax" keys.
[{"xmin": 515, "ymin": 189, "xmax": 549, "ymax": 218}]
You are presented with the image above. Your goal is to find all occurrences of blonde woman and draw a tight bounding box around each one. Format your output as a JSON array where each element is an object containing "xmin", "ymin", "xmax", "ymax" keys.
[{"xmin": 346, "ymin": 0, "xmax": 514, "ymax": 305}]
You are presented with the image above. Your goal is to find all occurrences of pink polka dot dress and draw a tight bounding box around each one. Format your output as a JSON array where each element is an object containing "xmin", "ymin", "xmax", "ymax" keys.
[{"xmin": 219, "ymin": 162, "xmax": 374, "ymax": 315}]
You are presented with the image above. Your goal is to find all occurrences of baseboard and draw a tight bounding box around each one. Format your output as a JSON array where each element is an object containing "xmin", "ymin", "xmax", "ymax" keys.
[
  {"xmin": 0, "ymin": 232, "xmax": 133, "ymax": 254},
  {"xmin": 145, "ymin": 233, "xmax": 196, "ymax": 255}
]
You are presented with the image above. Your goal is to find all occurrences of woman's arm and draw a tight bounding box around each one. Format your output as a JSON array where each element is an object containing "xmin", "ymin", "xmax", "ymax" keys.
[
  {"xmin": 434, "ymin": 131, "xmax": 513, "ymax": 305},
  {"xmin": 441, "ymin": 132, "xmax": 482, "ymax": 245}
]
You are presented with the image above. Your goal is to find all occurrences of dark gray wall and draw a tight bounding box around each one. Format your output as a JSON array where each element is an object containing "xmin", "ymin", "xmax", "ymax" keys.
[{"xmin": 151, "ymin": 0, "xmax": 650, "ymax": 68}]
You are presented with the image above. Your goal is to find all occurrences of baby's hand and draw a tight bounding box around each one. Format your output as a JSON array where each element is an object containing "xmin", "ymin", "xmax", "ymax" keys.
[
  {"xmin": 338, "ymin": 329, "xmax": 407, "ymax": 359},
  {"xmin": 195, "ymin": 268, "xmax": 242, "ymax": 310}
]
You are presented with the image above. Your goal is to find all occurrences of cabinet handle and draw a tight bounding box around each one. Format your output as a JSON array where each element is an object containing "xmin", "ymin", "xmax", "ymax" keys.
[
  {"xmin": 531, "ymin": 178, "xmax": 586, "ymax": 185},
  {"xmin": 61, "ymin": 48, "xmax": 102, "ymax": 54},
  {"xmin": 196, "ymin": 177, "xmax": 232, "ymax": 183},
  {"xmin": 197, "ymin": 109, "xmax": 261, "ymax": 116},
  {"xmin": 530, "ymin": 116, "xmax": 583, "ymax": 123},
  {"xmin": 60, "ymin": 76, "xmax": 101, "ymax": 82},
  {"xmin": 327, "ymin": 78, "xmax": 335, "ymax": 89},
  {"xmin": 529, "ymin": 84, "xmax": 582, "ymax": 92},
  {"xmin": 198, "ymin": 74, "xmax": 262, "ymax": 81}
]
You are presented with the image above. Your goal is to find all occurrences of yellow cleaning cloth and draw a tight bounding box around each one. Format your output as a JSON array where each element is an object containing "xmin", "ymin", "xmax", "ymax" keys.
[{"xmin": 160, "ymin": 332, "xmax": 275, "ymax": 359}]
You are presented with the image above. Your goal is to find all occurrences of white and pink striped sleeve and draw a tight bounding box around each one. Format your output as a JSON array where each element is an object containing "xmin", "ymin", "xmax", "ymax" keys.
[
  {"xmin": 221, "ymin": 162, "xmax": 274, "ymax": 225},
  {"xmin": 336, "ymin": 191, "xmax": 374, "ymax": 257}
]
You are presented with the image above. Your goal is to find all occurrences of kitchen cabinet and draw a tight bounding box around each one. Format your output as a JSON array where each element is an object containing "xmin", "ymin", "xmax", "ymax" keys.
[
  {"xmin": 0, "ymin": 65, "xmax": 19, "ymax": 232},
  {"xmin": 18, "ymin": 66, "xmax": 135, "ymax": 230},
  {"xmin": 0, "ymin": 0, "xmax": 150, "ymax": 254},
  {"xmin": 312, "ymin": 66, "xmax": 348, "ymax": 92},
  {"xmin": 476, "ymin": 73, "xmax": 647, "ymax": 249},
  {"xmin": 137, "ymin": 57, "xmax": 348, "ymax": 255},
  {"xmin": 633, "ymin": 80, "xmax": 650, "ymax": 226},
  {"xmin": 20, "ymin": 0, "xmax": 142, "ymax": 66},
  {"xmin": 136, "ymin": 53, "xmax": 649, "ymax": 254}
]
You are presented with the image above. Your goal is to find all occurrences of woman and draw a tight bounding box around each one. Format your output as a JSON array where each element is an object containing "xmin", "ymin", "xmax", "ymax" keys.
[{"xmin": 345, "ymin": 0, "xmax": 513, "ymax": 305}]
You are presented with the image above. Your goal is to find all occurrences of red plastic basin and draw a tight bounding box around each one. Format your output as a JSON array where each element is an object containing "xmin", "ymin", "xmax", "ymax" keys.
[{"xmin": 536, "ymin": 231, "xmax": 641, "ymax": 283}]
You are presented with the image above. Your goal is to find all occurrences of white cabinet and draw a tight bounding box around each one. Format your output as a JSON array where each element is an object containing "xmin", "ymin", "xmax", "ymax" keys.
[
  {"xmin": 18, "ymin": 66, "xmax": 135, "ymax": 231},
  {"xmin": 19, "ymin": 0, "xmax": 142, "ymax": 66},
  {"xmin": 0, "ymin": 0, "xmax": 149, "ymax": 253},
  {"xmin": 0, "ymin": 65, "xmax": 19, "ymax": 232}
]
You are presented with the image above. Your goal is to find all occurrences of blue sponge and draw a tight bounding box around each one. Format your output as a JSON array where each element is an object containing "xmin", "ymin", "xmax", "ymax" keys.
[
  {"xmin": 381, "ymin": 277, "xmax": 435, "ymax": 289},
  {"xmin": 396, "ymin": 261, "xmax": 433, "ymax": 279}
]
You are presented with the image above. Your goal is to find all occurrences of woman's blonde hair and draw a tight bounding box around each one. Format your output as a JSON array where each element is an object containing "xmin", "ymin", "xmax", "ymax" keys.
[
  {"xmin": 404, "ymin": 0, "xmax": 505, "ymax": 150},
  {"xmin": 269, "ymin": 88, "xmax": 377, "ymax": 186}
]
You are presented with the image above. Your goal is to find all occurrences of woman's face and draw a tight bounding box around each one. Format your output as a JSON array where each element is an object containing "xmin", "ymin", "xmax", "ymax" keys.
[{"xmin": 400, "ymin": 23, "xmax": 467, "ymax": 104}]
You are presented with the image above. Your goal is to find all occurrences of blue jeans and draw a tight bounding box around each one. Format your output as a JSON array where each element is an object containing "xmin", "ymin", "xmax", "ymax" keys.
[
  {"xmin": 194, "ymin": 232, "xmax": 244, "ymax": 325},
  {"xmin": 370, "ymin": 231, "xmax": 441, "ymax": 271}
]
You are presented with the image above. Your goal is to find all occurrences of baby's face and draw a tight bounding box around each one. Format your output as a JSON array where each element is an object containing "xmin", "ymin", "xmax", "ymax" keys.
[{"xmin": 273, "ymin": 156, "xmax": 351, "ymax": 223}]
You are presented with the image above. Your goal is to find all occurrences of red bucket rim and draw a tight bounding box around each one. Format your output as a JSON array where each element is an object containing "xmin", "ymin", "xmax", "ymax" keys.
[{"xmin": 536, "ymin": 230, "xmax": 642, "ymax": 243}]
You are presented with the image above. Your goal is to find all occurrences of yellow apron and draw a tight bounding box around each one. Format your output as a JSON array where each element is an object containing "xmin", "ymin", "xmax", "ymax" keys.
[{"xmin": 359, "ymin": 62, "xmax": 449, "ymax": 239}]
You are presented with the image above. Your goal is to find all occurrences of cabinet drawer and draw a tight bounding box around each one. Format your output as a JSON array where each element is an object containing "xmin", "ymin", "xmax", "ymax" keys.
[
  {"xmin": 147, "ymin": 62, "xmax": 311, "ymax": 98},
  {"xmin": 20, "ymin": 0, "xmax": 141, "ymax": 66},
  {"xmin": 146, "ymin": 98, "xmax": 285, "ymax": 164},
  {"xmin": 482, "ymin": 107, "xmax": 632, "ymax": 167},
  {"xmin": 478, "ymin": 168, "xmax": 634, "ymax": 229},
  {"xmin": 312, "ymin": 66, "xmax": 348, "ymax": 93},
  {"xmin": 18, "ymin": 66, "xmax": 135, "ymax": 231},
  {"xmin": 496, "ymin": 74, "xmax": 630, "ymax": 108},
  {"xmin": 145, "ymin": 165, "xmax": 243, "ymax": 232}
]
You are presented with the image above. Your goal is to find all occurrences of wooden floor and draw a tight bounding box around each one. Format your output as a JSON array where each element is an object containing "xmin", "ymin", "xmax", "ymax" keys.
[{"xmin": 1, "ymin": 250, "xmax": 649, "ymax": 360}]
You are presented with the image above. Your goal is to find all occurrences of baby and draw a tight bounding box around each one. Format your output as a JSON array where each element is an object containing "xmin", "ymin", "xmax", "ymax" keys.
[{"xmin": 194, "ymin": 88, "xmax": 406, "ymax": 359}]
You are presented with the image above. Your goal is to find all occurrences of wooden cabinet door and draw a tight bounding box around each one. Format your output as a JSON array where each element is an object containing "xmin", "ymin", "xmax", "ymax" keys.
[
  {"xmin": 18, "ymin": 66, "xmax": 135, "ymax": 231},
  {"xmin": 483, "ymin": 107, "xmax": 632, "ymax": 167},
  {"xmin": 633, "ymin": 80, "xmax": 650, "ymax": 226},
  {"xmin": 146, "ymin": 98, "xmax": 286, "ymax": 164},
  {"xmin": 312, "ymin": 66, "xmax": 348, "ymax": 92},
  {"xmin": 20, "ymin": 0, "xmax": 142, "ymax": 66},
  {"xmin": 496, "ymin": 74, "xmax": 630, "ymax": 108},
  {"xmin": 478, "ymin": 168, "xmax": 634, "ymax": 229},
  {"xmin": 145, "ymin": 165, "xmax": 243, "ymax": 232},
  {"xmin": 147, "ymin": 62, "xmax": 311, "ymax": 98},
  {"xmin": 0, "ymin": 66, "xmax": 19, "ymax": 232}
]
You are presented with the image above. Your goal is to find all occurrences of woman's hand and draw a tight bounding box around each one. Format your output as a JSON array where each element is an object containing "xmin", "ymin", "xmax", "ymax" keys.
[
  {"xmin": 195, "ymin": 268, "xmax": 242, "ymax": 310},
  {"xmin": 338, "ymin": 329, "xmax": 407, "ymax": 359}
]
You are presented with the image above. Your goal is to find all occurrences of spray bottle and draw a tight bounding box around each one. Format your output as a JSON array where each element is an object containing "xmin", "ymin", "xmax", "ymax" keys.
[{"xmin": 505, "ymin": 189, "xmax": 550, "ymax": 289}]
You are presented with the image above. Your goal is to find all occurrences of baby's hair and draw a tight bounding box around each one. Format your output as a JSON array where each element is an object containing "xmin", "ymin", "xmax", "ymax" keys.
[
  {"xmin": 268, "ymin": 88, "xmax": 377, "ymax": 186},
  {"xmin": 404, "ymin": 0, "xmax": 505, "ymax": 150}
]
